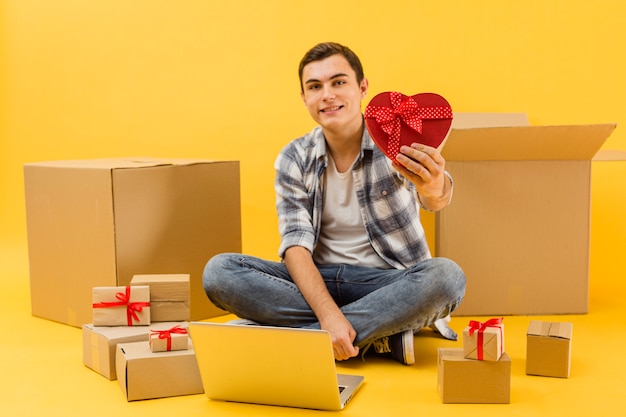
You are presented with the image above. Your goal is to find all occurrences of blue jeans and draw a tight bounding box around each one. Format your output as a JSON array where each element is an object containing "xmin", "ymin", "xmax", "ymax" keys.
[{"xmin": 203, "ymin": 253, "xmax": 465, "ymax": 348}]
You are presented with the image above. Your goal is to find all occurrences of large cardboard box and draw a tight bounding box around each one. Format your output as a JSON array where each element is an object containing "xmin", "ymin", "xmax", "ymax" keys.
[
  {"xmin": 437, "ymin": 115, "xmax": 617, "ymax": 315},
  {"xmin": 24, "ymin": 158, "xmax": 241, "ymax": 326},
  {"xmin": 116, "ymin": 340, "xmax": 204, "ymax": 401},
  {"xmin": 437, "ymin": 347, "xmax": 511, "ymax": 404},
  {"xmin": 526, "ymin": 320, "xmax": 573, "ymax": 378}
]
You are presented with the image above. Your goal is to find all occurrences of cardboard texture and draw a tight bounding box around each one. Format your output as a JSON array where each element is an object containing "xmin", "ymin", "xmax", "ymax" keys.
[
  {"xmin": 438, "ymin": 114, "xmax": 617, "ymax": 315},
  {"xmin": 130, "ymin": 274, "xmax": 190, "ymax": 322},
  {"xmin": 82, "ymin": 321, "xmax": 187, "ymax": 380},
  {"xmin": 438, "ymin": 348, "xmax": 511, "ymax": 404},
  {"xmin": 116, "ymin": 340, "xmax": 203, "ymax": 401},
  {"xmin": 149, "ymin": 325, "xmax": 189, "ymax": 352},
  {"xmin": 526, "ymin": 320, "xmax": 573, "ymax": 378},
  {"xmin": 92, "ymin": 285, "xmax": 151, "ymax": 326},
  {"xmin": 24, "ymin": 158, "xmax": 241, "ymax": 327},
  {"xmin": 462, "ymin": 320, "xmax": 504, "ymax": 362}
]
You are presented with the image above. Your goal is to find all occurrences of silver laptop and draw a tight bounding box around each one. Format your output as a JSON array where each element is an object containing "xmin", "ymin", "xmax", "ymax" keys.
[{"xmin": 188, "ymin": 321, "xmax": 364, "ymax": 411}]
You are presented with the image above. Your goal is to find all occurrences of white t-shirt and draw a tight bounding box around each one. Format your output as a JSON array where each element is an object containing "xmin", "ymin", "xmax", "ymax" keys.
[{"xmin": 312, "ymin": 155, "xmax": 391, "ymax": 269}]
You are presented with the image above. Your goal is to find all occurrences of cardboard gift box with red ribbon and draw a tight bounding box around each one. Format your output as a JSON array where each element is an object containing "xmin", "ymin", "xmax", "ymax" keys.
[
  {"xmin": 92, "ymin": 285, "xmax": 151, "ymax": 326},
  {"xmin": 462, "ymin": 317, "xmax": 505, "ymax": 361},
  {"xmin": 149, "ymin": 325, "xmax": 189, "ymax": 352}
]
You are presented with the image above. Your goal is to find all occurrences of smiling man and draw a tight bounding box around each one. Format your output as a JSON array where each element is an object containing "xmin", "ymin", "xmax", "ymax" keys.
[{"xmin": 203, "ymin": 42, "xmax": 466, "ymax": 365}]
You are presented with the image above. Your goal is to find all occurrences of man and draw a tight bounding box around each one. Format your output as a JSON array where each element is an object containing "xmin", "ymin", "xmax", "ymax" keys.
[{"xmin": 203, "ymin": 42, "xmax": 465, "ymax": 365}]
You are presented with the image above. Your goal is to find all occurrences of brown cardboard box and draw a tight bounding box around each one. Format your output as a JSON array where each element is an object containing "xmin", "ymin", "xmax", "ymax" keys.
[
  {"xmin": 437, "ymin": 347, "xmax": 511, "ymax": 404},
  {"xmin": 24, "ymin": 158, "xmax": 241, "ymax": 327},
  {"xmin": 462, "ymin": 320, "xmax": 504, "ymax": 362},
  {"xmin": 437, "ymin": 115, "xmax": 617, "ymax": 315},
  {"xmin": 92, "ymin": 285, "xmax": 150, "ymax": 326},
  {"xmin": 82, "ymin": 321, "xmax": 187, "ymax": 380},
  {"xmin": 130, "ymin": 274, "xmax": 190, "ymax": 322},
  {"xmin": 526, "ymin": 320, "xmax": 573, "ymax": 378},
  {"xmin": 116, "ymin": 340, "xmax": 203, "ymax": 401}
]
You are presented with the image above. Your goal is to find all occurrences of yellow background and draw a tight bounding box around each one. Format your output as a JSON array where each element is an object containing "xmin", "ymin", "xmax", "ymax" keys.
[
  {"xmin": 2, "ymin": 2, "xmax": 626, "ymax": 416},
  {"xmin": 2, "ymin": 1, "xmax": 625, "ymax": 260}
]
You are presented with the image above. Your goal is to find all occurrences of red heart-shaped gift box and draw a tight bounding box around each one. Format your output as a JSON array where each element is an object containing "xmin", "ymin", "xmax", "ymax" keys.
[{"xmin": 364, "ymin": 92, "xmax": 453, "ymax": 161}]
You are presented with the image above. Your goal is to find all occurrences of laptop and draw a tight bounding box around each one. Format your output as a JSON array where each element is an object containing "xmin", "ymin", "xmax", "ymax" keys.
[{"xmin": 188, "ymin": 321, "xmax": 364, "ymax": 411}]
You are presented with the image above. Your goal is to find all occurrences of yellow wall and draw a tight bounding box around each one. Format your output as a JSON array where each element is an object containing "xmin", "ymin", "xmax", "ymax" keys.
[{"xmin": 2, "ymin": 0, "xmax": 625, "ymax": 267}]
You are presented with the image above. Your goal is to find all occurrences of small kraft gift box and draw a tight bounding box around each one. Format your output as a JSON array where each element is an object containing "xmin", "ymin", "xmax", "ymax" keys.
[
  {"xmin": 149, "ymin": 325, "xmax": 189, "ymax": 353},
  {"xmin": 130, "ymin": 274, "xmax": 190, "ymax": 322},
  {"xmin": 462, "ymin": 317, "xmax": 504, "ymax": 361},
  {"xmin": 92, "ymin": 285, "xmax": 150, "ymax": 326},
  {"xmin": 526, "ymin": 320, "xmax": 573, "ymax": 378},
  {"xmin": 437, "ymin": 348, "xmax": 511, "ymax": 404}
]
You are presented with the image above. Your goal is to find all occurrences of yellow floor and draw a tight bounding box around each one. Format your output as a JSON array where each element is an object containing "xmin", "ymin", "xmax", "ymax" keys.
[{"xmin": 3, "ymin": 239, "xmax": 625, "ymax": 417}]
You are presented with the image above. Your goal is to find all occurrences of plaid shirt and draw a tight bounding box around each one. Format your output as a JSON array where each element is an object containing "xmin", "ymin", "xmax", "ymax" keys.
[{"xmin": 274, "ymin": 125, "xmax": 431, "ymax": 269}]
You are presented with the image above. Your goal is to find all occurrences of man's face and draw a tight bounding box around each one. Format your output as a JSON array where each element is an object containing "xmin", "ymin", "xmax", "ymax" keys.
[{"xmin": 300, "ymin": 54, "xmax": 368, "ymax": 133}]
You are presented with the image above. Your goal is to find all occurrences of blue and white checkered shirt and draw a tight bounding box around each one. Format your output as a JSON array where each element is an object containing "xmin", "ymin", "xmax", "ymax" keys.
[{"xmin": 274, "ymin": 124, "xmax": 432, "ymax": 269}]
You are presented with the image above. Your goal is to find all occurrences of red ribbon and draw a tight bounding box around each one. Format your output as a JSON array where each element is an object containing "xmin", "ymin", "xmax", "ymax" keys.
[
  {"xmin": 150, "ymin": 325, "xmax": 188, "ymax": 351},
  {"xmin": 365, "ymin": 92, "xmax": 452, "ymax": 156},
  {"xmin": 92, "ymin": 286, "xmax": 150, "ymax": 326},
  {"xmin": 468, "ymin": 317, "xmax": 503, "ymax": 360}
]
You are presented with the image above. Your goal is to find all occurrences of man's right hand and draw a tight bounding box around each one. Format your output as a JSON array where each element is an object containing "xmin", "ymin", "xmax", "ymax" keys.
[
  {"xmin": 321, "ymin": 312, "xmax": 360, "ymax": 361},
  {"xmin": 283, "ymin": 246, "xmax": 360, "ymax": 361}
]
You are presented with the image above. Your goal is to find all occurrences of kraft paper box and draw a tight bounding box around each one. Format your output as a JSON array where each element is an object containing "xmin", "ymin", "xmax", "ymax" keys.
[
  {"xmin": 116, "ymin": 340, "xmax": 203, "ymax": 401},
  {"xmin": 82, "ymin": 321, "xmax": 187, "ymax": 380},
  {"xmin": 462, "ymin": 319, "xmax": 504, "ymax": 361},
  {"xmin": 131, "ymin": 274, "xmax": 190, "ymax": 322},
  {"xmin": 526, "ymin": 320, "xmax": 573, "ymax": 378},
  {"xmin": 438, "ymin": 348, "xmax": 511, "ymax": 404},
  {"xmin": 92, "ymin": 285, "xmax": 151, "ymax": 326},
  {"xmin": 24, "ymin": 158, "xmax": 241, "ymax": 327},
  {"xmin": 437, "ymin": 114, "xmax": 618, "ymax": 315},
  {"xmin": 149, "ymin": 325, "xmax": 189, "ymax": 352}
]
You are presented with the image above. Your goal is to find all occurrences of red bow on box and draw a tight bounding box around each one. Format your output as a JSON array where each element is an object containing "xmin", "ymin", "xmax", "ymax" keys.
[
  {"xmin": 365, "ymin": 91, "xmax": 453, "ymax": 161},
  {"xmin": 468, "ymin": 317, "xmax": 504, "ymax": 360},
  {"xmin": 92, "ymin": 286, "xmax": 150, "ymax": 326},
  {"xmin": 150, "ymin": 325, "xmax": 188, "ymax": 351}
]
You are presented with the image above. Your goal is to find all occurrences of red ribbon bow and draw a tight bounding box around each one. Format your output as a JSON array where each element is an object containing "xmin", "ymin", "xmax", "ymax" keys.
[
  {"xmin": 468, "ymin": 317, "xmax": 504, "ymax": 360},
  {"xmin": 364, "ymin": 92, "xmax": 452, "ymax": 157},
  {"xmin": 92, "ymin": 286, "xmax": 150, "ymax": 326},
  {"xmin": 150, "ymin": 325, "xmax": 188, "ymax": 351}
]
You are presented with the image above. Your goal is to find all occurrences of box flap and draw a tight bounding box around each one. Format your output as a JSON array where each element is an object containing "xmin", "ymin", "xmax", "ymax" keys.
[
  {"xmin": 548, "ymin": 322, "xmax": 573, "ymax": 340},
  {"xmin": 527, "ymin": 320, "xmax": 572, "ymax": 339},
  {"xmin": 24, "ymin": 157, "xmax": 231, "ymax": 170},
  {"xmin": 593, "ymin": 149, "xmax": 626, "ymax": 161},
  {"xmin": 442, "ymin": 123, "xmax": 616, "ymax": 161},
  {"xmin": 452, "ymin": 112, "xmax": 529, "ymax": 129}
]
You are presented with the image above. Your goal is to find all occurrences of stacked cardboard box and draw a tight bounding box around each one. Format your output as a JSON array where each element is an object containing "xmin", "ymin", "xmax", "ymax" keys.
[
  {"xmin": 82, "ymin": 321, "xmax": 189, "ymax": 381},
  {"xmin": 116, "ymin": 340, "xmax": 204, "ymax": 401},
  {"xmin": 438, "ymin": 318, "xmax": 510, "ymax": 404},
  {"xmin": 438, "ymin": 348, "xmax": 511, "ymax": 404},
  {"xmin": 82, "ymin": 276, "xmax": 204, "ymax": 401},
  {"xmin": 130, "ymin": 274, "xmax": 190, "ymax": 322}
]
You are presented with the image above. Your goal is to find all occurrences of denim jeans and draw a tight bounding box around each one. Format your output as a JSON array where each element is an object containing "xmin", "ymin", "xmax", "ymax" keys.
[{"xmin": 203, "ymin": 253, "xmax": 466, "ymax": 348}]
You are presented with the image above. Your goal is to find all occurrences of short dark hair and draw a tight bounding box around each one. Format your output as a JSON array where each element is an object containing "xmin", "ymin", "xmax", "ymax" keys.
[{"xmin": 298, "ymin": 42, "xmax": 364, "ymax": 92}]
